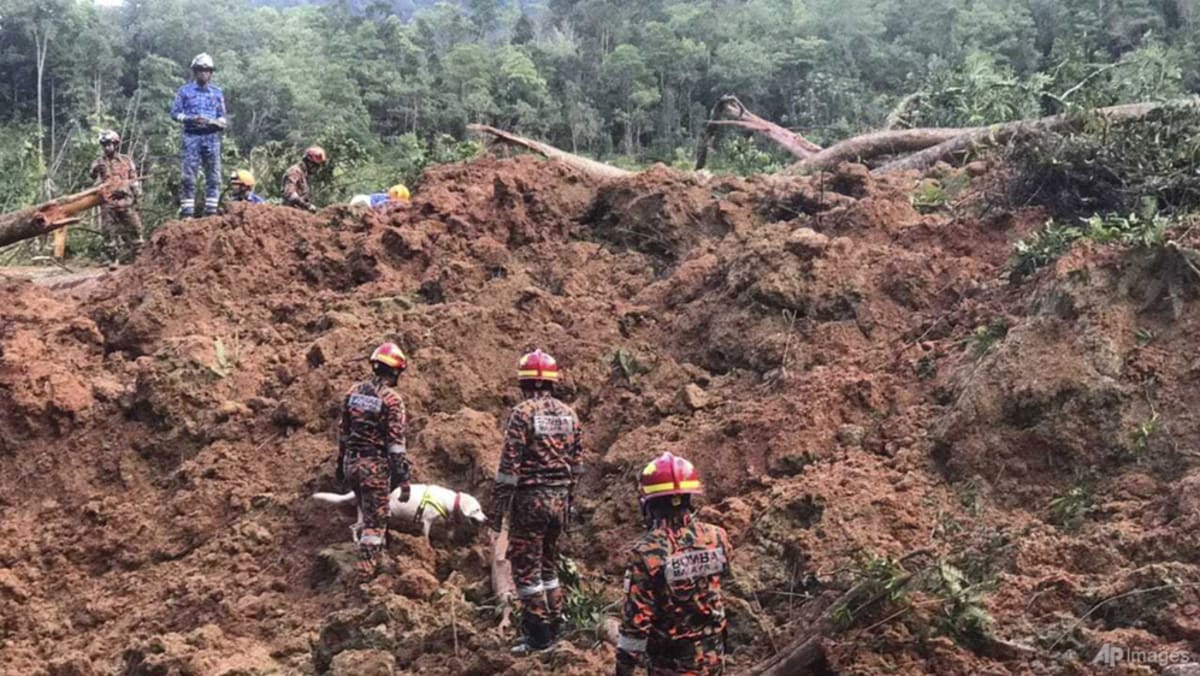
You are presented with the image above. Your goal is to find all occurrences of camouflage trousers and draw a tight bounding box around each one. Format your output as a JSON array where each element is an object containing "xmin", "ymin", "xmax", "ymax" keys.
[
  {"xmin": 179, "ymin": 133, "xmax": 221, "ymax": 216},
  {"xmin": 351, "ymin": 456, "xmax": 390, "ymax": 579},
  {"xmin": 508, "ymin": 486, "xmax": 569, "ymax": 624},
  {"xmin": 100, "ymin": 206, "xmax": 143, "ymax": 263},
  {"xmin": 647, "ymin": 633, "xmax": 725, "ymax": 676}
]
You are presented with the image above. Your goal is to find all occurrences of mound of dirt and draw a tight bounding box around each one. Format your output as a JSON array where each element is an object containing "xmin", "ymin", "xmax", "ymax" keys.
[{"xmin": 4, "ymin": 154, "xmax": 1200, "ymax": 674}]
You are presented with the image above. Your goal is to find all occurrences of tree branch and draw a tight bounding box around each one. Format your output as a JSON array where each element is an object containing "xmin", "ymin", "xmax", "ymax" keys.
[
  {"xmin": 697, "ymin": 95, "xmax": 823, "ymax": 170},
  {"xmin": 467, "ymin": 124, "xmax": 633, "ymax": 181}
]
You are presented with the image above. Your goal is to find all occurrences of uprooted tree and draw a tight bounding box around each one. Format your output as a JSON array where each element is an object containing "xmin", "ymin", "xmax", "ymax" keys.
[{"xmin": 471, "ymin": 97, "xmax": 1200, "ymax": 182}]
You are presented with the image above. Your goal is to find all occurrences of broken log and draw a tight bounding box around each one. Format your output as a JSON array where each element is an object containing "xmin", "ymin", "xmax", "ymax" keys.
[
  {"xmin": 489, "ymin": 528, "xmax": 515, "ymax": 632},
  {"xmin": 468, "ymin": 124, "xmax": 633, "ymax": 181},
  {"xmin": 697, "ymin": 95, "xmax": 823, "ymax": 170},
  {"xmin": 874, "ymin": 100, "xmax": 1180, "ymax": 174},
  {"xmin": 742, "ymin": 585, "xmax": 861, "ymax": 676},
  {"xmin": 793, "ymin": 99, "xmax": 1195, "ymax": 175},
  {"xmin": 0, "ymin": 180, "xmax": 139, "ymax": 249}
]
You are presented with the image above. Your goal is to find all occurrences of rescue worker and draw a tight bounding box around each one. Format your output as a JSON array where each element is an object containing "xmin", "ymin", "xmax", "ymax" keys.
[
  {"xmin": 350, "ymin": 183, "xmax": 410, "ymax": 210},
  {"xmin": 227, "ymin": 170, "xmax": 265, "ymax": 204},
  {"xmin": 281, "ymin": 146, "xmax": 326, "ymax": 212},
  {"xmin": 350, "ymin": 184, "xmax": 411, "ymax": 211},
  {"xmin": 336, "ymin": 342, "xmax": 412, "ymax": 580},
  {"xmin": 89, "ymin": 129, "xmax": 144, "ymax": 263},
  {"xmin": 170, "ymin": 53, "xmax": 226, "ymax": 217},
  {"xmin": 616, "ymin": 453, "xmax": 732, "ymax": 676},
  {"xmin": 489, "ymin": 349, "xmax": 584, "ymax": 655}
]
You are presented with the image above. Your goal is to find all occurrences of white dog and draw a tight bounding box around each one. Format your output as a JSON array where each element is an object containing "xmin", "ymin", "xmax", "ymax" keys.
[{"xmin": 312, "ymin": 483, "xmax": 487, "ymax": 540}]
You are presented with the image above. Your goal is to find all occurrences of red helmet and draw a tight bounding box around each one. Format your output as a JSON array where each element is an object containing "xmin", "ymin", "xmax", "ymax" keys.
[
  {"xmin": 639, "ymin": 452, "xmax": 703, "ymax": 502},
  {"xmin": 304, "ymin": 145, "xmax": 328, "ymax": 165},
  {"xmin": 517, "ymin": 349, "xmax": 558, "ymax": 383},
  {"xmin": 370, "ymin": 342, "xmax": 407, "ymax": 371}
]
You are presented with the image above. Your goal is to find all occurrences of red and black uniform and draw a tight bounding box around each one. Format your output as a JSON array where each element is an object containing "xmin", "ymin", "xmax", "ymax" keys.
[
  {"xmin": 338, "ymin": 376, "xmax": 408, "ymax": 578},
  {"xmin": 491, "ymin": 390, "xmax": 582, "ymax": 641},
  {"xmin": 616, "ymin": 514, "xmax": 732, "ymax": 675},
  {"xmin": 281, "ymin": 162, "xmax": 313, "ymax": 210}
]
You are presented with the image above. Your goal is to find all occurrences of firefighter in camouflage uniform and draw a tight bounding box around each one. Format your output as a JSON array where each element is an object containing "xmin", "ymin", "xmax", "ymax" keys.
[
  {"xmin": 282, "ymin": 145, "xmax": 326, "ymax": 212},
  {"xmin": 489, "ymin": 349, "xmax": 583, "ymax": 655},
  {"xmin": 616, "ymin": 453, "xmax": 732, "ymax": 676},
  {"xmin": 336, "ymin": 342, "xmax": 412, "ymax": 580}
]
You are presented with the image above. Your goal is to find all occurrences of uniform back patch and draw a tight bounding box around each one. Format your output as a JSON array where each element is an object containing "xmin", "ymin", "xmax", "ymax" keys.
[
  {"xmin": 665, "ymin": 547, "xmax": 726, "ymax": 583},
  {"xmin": 348, "ymin": 393, "xmax": 382, "ymax": 413},
  {"xmin": 534, "ymin": 415, "xmax": 574, "ymax": 436}
]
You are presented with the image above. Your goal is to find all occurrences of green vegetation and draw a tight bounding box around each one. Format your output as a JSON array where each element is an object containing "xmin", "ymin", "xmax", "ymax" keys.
[
  {"xmin": 965, "ymin": 318, "xmax": 1009, "ymax": 358},
  {"xmin": 2, "ymin": 0, "xmax": 1200, "ymax": 247},
  {"xmin": 1011, "ymin": 209, "xmax": 1173, "ymax": 281},
  {"xmin": 927, "ymin": 562, "xmax": 993, "ymax": 644},
  {"xmin": 610, "ymin": 347, "xmax": 651, "ymax": 385},
  {"xmin": 1049, "ymin": 485, "xmax": 1093, "ymax": 530},
  {"xmin": 556, "ymin": 555, "xmax": 613, "ymax": 634},
  {"xmin": 1128, "ymin": 413, "xmax": 1161, "ymax": 460},
  {"xmin": 832, "ymin": 546, "xmax": 1000, "ymax": 649}
]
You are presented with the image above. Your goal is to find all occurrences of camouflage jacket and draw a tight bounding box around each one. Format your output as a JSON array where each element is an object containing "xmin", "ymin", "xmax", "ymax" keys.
[
  {"xmin": 338, "ymin": 377, "xmax": 406, "ymax": 461},
  {"xmin": 280, "ymin": 163, "xmax": 311, "ymax": 208},
  {"xmin": 90, "ymin": 154, "xmax": 141, "ymax": 208},
  {"xmin": 618, "ymin": 516, "xmax": 731, "ymax": 658},
  {"xmin": 494, "ymin": 391, "xmax": 582, "ymax": 491}
]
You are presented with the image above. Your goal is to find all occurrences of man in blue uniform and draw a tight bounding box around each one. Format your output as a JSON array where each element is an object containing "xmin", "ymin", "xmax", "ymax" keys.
[
  {"xmin": 227, "ymin": 170, "xmax": 266, "ymax": 204},
  {"xmin": 171, "ymin": 53, "xmax": 227, "ymax": 217}
]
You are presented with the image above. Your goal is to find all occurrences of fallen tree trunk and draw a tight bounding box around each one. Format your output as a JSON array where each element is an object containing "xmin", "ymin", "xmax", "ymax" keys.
[
  {"xmin": 874, "ymin": 100, "xmax": 1176, "ymax": 174},
  {"xmin": 468, "ymin": 124, "xmax": 633, "ymax": 181},
  {"xmin": 469, "ymin": 98, "xmax": 1197, "ymax": 184},
  {"xmin": 0, "ymin": 180, "xmax": 139, "ymax": 249},
  {"xmin": 795, "ymin": 99, "xmax": 1193, "ymax": 175},
  {"xmin": 792, "ymin": 127, "xmax": 974, "ymax": 173},
  {"xmin": 696, "ymin": 95, "xmax": 823, "ymax": 170}
]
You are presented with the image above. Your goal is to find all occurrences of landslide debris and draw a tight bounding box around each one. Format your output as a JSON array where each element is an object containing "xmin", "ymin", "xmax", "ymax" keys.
[{"xmin": 2, "ymin": 154, "xmax": 1199, "ymax": 675}]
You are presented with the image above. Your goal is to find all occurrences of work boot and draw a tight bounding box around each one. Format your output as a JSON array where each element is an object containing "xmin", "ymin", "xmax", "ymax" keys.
[
  {"xmin": 511, "ymin": 614, "xmax": 555, "ymax": 656},
  {"xmin": 545, "ymin": 586, "xmax": 565, "ymax": 640}
]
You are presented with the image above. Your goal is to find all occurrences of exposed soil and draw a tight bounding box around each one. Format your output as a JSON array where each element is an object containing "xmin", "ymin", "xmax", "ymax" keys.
[{"xmin": 2, "ymin": 154, "xmax": 1199, "ymax": 675}]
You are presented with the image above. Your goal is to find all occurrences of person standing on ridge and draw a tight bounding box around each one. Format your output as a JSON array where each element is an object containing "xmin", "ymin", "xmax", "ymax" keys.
[
  {"xmin": 170, "ymin": 53, "xmax": 226, "ymax": 218},
  {"xmin": 615, "ymin": 453, "xmax": 732, "ymax": 676},
  {"xmin": 89, "ymin": 129, "xmax": 143, "ymax": 263},
  {"xmin": 282, "ymin": 146, "xmax": 326, "ymax": 212},
  {"xmin": 489, "ymin": 349, "xmax": 584, "ymax": 655},
  {"xmin": 336, "ymin": 342, "xmax": 411, "ymax": 580}
]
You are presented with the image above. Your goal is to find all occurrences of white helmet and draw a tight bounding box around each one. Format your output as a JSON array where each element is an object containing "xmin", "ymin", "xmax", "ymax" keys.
[
  {"xmin": 190, "ymin": 53, "xmax": 214, "ymax": 70},
  {"xmin": 349, "ymin": 194, "xmax": 372, "ymax": 208}
]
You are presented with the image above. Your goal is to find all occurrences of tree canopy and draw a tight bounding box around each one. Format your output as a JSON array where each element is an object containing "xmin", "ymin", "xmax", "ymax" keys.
[{"xmin": 0, "ymin": 0, "xmax": 1198, "ymax": 228}]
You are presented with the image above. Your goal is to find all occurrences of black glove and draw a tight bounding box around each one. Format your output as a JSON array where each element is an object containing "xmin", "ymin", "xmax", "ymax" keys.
[
  {"xmin": 335, "ymin": 454, "xmax": 346, "ymax": 484},
  {"xmin": 489, "ymin": 485, "xmax": 513, "ymax": 533},
  {"xmin": 398, "ymin": 483, "xmax": 411, "ymax": 503}
]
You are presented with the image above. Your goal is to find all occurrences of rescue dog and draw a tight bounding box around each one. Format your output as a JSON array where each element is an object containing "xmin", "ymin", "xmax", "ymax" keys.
[{"xmin": 312, "ymin": 483, "xmax": 487, "ymax": 540}]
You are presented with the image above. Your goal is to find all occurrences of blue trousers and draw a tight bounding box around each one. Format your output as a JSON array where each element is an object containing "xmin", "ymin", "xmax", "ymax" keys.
[{"xmin": 179, "ymin": 133, "xmax": 222, "ymax": 216}]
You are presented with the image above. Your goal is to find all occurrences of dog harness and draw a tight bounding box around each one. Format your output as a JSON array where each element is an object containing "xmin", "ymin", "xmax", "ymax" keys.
[{"xmin": 414, "ymin": 487, "xmax": 462, "ymax": 522}]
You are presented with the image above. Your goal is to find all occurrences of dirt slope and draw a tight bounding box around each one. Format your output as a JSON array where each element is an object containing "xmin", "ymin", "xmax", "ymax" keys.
[{"xmin": 2, "ymin": 155, "xmax": 1199, "ymax": 675}]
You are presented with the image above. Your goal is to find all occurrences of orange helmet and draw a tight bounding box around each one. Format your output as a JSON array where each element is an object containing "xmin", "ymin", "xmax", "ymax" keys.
[
  {"xmin": 303, "ymin": 145, "xmax": 328, "ymax": 165},
  {"xmin": 518, "ymin": 349, "xmax": 559, "ymax": 383},
  {"xmin": 639, "ymin": 452, "xmax": 703, "ymax": 502},
  {"xmin": 370, "ymin": 342, "xmax": 407, "ymax": 371}
]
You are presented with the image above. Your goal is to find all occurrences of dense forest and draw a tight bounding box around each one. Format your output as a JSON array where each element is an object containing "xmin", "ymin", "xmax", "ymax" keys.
[{"xmin": 0, "ymin": 0, "xmax": 1198, "ymax": 229}]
